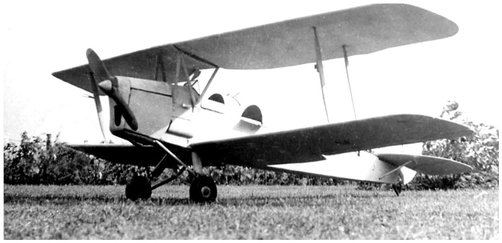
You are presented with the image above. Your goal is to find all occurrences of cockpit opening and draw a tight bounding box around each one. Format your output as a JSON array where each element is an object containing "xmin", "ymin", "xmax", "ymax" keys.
[{"xmin": 208, "ymin": 93, "xmax": 225, "ymax": 104}]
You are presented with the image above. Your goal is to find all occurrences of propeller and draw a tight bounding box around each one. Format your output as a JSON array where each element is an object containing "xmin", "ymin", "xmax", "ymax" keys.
[
  {"xmin": 88, "ymin": 70, "xmax": 109, "ymax": 142},
  {"xmin": 86, "ymin": 48, "xmax": 138, "ymax": 131}
]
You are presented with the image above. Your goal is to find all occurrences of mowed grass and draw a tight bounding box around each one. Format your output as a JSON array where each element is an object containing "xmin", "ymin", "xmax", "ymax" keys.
[{"xmin": 3, "ymin": 185, "xmax": 499, "ymax": 240}]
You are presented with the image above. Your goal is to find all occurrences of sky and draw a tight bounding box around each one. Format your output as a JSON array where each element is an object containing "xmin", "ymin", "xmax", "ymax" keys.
[{"xmin": 2, "ymin": 0, "xmax": 501, "ymax": 145}]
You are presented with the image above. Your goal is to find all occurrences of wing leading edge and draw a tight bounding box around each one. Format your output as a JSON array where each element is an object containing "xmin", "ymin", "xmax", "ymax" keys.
[{"xmin": 191, "ymin": 114, "xmax": 473, "ymax": 168}]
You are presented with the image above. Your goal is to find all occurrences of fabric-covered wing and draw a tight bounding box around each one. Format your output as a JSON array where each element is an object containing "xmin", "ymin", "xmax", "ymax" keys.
[
  {"xmin": 53, "ymin": 4, "xmax": 457, "ymax": 93},
  {"xmin": 53, "ymin": 45, "xmax": 215, "ymax": 94},
  {"xmin": 190, "ymin": 114, "xmax": 473, "ymax": 168},
  {"xmin": 177, "ymin": 4, "xmax": 458, "ymax": 69}
]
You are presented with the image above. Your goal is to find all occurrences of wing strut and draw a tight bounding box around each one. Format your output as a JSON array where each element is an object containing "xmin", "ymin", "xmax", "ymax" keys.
[
  {"xmin": 343, "ymin": 45, "xmax": 357, "ymax": 120},
  {"xmin": 180, "ymin": 56, "xmax": 197, "ymax": 108},
  {"xmin": 154, "ymin": 54, "xmax": 167, "ymax": 82},
  {"xmin": 312, "ymin": 27, "xmax": 330, "ymax": 123},
  {"xmin": 197, "ymin": 67, "xmax": 219, "ymax": 107}
]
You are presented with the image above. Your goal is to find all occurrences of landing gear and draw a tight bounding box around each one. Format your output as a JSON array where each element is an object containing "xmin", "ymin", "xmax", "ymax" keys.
[
  {"xmin": 124, "ymin": 140, "xmax": 218, "ymax": 203},
  {"xmin": 392, "ymin": 182, "xmax": 402, "ymax": 197},
  {"xmin": 190, "ymin": 175, "xmax": 217, "ymax": 203},
  {"xmin": 125, "ymin": 175, "xmax": 152, "ymax": 200}
]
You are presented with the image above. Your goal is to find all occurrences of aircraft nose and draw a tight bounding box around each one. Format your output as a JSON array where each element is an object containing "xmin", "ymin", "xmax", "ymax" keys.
[{"xmin": 98, "ymin": 80, "xmax": 113, "ymax": 93}]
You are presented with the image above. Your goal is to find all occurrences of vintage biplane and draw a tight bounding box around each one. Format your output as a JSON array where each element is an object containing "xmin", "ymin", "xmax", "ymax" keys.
[{"xmin": 53, "ymin": 4, "xmax": 473, "ymax": 202}]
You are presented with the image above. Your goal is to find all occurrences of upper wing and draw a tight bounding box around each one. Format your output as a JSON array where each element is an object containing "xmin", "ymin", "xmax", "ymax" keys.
[
  {"xmin": 52, "ymin": 45, "xmax": 215, "ymax": 94},
  {"xmin": 53, "ymin": 4, "xmax": 457, "ymax": 93},
  {"xmin": 177, "ymin": 4, "xmax": 458, "ymax": 69},
  {"xmin": 190, "ymin": 114, "xmax": 473, "ymax": 168}
]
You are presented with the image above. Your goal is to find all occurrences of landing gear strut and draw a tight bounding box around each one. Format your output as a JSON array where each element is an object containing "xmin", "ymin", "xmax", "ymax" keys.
[
  {"xmin": 392, "ymin": 183, "xmax": 403, "ymax": 197},
  {"xmin": 125, "ymin": 140, "xmax": 217, "ymax": 203}
]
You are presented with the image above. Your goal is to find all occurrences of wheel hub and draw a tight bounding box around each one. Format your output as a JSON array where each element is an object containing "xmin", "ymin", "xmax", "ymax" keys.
[
  {"xmin": 201, "ymin": 186, "xmax": 211, "ymax": 198},
  {"xmin": 189, "ymin": 175, "xmax": 217, "ymax": 203}
]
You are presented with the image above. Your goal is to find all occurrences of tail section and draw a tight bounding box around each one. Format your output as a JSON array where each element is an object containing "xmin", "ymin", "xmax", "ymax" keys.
[
  {"xmin": 377, "ymin": 153, "xmax": 472, "ymax": 176},
  {"xmin": 268, "ymin": 152, "xmax": 411, "ymax": 184},
  {"xmin": 268, "ymin": 151, "xmax": 472, "ymax": 186}
]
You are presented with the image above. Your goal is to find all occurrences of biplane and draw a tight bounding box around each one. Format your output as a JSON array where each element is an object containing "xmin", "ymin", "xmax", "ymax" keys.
[{"xmin": 53, "ymin": 4, "xmax": 473, "ymax": 202}]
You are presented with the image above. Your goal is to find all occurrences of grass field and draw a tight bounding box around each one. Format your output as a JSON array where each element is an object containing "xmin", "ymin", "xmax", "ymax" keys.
[{"xmin": 3, "ymin": 185, "xmax": 499, "ymax": 240}]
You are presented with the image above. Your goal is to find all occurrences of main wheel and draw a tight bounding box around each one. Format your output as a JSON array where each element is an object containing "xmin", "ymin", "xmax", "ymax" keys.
[
  {"xmin": 190, "ymin": 175, "xmax": 217, "ymax": 203},
  {"xmin": 125, "ymin": 175, "xmax": 152, "ymax": 201}
]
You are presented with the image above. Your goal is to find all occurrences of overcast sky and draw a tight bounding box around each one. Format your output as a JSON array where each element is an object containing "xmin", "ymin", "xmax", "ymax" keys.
[{"xmin": 2, "ymin": 0, "xmax": 501, "ymax": 144}]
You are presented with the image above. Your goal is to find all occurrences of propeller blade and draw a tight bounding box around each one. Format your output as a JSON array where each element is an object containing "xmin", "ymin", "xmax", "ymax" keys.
[
  {"xmin": 87, "ymin": 48, "xmax": 138, "ymax": 131},
  {"xmin": 89, "ymin": 72, "xmax": 110, "ymax": 142},
  {"xmin": 86, "ymin": 48, "xmax": 113, "ymax": 82},
  {"xmin": 113, "ymin": 94, "xmax": 139, "ymax": 131}
]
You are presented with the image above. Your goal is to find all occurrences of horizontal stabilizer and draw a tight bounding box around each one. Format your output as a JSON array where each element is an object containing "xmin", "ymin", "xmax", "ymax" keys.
[{"xmin": 377, "ymin": 153, "xmax": 472, "ymax": 175}]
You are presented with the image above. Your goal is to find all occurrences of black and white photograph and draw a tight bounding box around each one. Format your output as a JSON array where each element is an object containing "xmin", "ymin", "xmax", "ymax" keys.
[{"xmin": 2, "ymin": 0, "xmax": 499, "ymax": 240}]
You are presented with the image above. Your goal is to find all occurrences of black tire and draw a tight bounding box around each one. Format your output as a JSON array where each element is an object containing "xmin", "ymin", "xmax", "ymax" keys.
[
  {"xmin": 189, "ymin": 175, "xmax": 217, "ymax": 203},
  {"xmin": 125, "ymin": 176, "xmax": 152, "ymax": 201}
]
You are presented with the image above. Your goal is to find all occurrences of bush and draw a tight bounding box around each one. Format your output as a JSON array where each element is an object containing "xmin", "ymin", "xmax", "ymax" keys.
[
  {"xmin": 3, "ymin": 132, "xmax": 133, "ymax": 185},
  {"xmin": 409, "ymin": 101, "xmax": 499, "ymax": 190},
  {"xmin": 3, "ymin": 132, "xmax": 344, "ymax": 186}
]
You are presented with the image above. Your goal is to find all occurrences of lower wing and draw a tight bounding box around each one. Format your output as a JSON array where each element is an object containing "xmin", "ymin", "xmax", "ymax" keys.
[
  {"xmin": 69, "ymin": 114, "xmax": 472, "ymax": 180},
  {"xmin": 69, "ymin": 144, "xmax": 190, "ymax": 166},
  {"xmin": 191, "ymin": 114, "xmax": 473, "ymax": 168}
]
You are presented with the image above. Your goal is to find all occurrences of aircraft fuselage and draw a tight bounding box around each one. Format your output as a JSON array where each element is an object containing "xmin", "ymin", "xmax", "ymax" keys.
[{"xmin": 109, "ymin": 76, "xmax": 263, "ymax": 147}]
